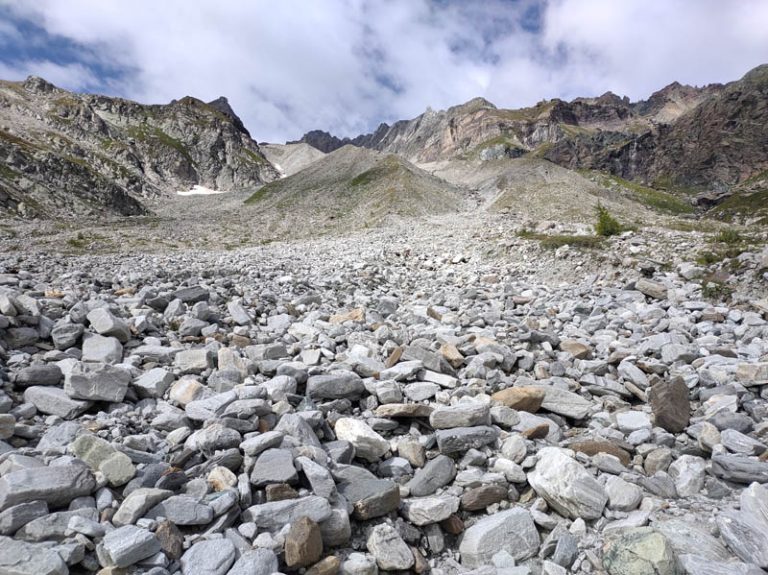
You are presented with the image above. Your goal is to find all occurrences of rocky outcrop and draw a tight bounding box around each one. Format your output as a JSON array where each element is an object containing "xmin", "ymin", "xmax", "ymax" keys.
[{"xmin": 0, "ymin": 77, "xmax": 279, "ymax": 218}]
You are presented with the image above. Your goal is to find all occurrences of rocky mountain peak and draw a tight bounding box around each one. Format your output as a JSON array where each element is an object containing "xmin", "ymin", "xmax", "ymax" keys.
[{"xmin": 206, "ymin": 96, "xmax": 251, "ymax": 137}]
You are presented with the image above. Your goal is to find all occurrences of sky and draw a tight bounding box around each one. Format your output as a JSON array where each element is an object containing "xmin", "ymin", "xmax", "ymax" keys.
[{"xmin": 1, "ymin": 0, "xmax": 767, "ymax": 143}]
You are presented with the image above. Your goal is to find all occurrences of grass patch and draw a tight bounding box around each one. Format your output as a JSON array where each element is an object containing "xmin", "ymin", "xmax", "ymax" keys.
[
  {"xmin": 700, "ymin": 275, "xmax": 734, "ymax": 302},
  {"xmin": 588, "ymin": 171, "xmax": 694, "ymax": 215},
  {"xmin": 713, "ymin": 229, "xmax": 742, "ymax": 244},
  {"xmin": 595, "ymin": 203, "xmax": 622, "ymax": 236},
  {"xmin": 709, "ymin": 189, "xmax": 768, "ymax": 224},
  {"xmin": 517, "ymin": 230, "xmax": 604, "ymax": 250},
  {"xmin": 244, "ymin": 182, "xmax": 278, "ymax": 204},
  {"xmin": 0, "ymin": 164, "xmax": 19, "ymax": 180}
]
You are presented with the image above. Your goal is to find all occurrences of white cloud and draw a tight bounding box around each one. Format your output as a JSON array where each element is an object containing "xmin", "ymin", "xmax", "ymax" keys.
[{"xmin": 2, "ymin": 0, "xmax": 768, "ymax": 142}]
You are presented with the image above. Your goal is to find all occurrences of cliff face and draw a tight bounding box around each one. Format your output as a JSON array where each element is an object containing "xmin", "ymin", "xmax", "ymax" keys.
[{"xmin": 0, "ymin": 77, "xmax": 278, "ymax": 217}]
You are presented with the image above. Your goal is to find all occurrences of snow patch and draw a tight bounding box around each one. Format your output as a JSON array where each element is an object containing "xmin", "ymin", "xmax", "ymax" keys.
[{"xmin": 177, "ymin": 185, "xmax": 227, "ymax": 196}]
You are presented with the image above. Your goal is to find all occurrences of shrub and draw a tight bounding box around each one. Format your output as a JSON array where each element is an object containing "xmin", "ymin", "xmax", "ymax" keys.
[
  {"xmin": 594, "ymin": 203, "xmax": 622, "ymax": 237},
  {"xmin": 713, "ymin": 229, "xmax": 742, "ymax": 244}
]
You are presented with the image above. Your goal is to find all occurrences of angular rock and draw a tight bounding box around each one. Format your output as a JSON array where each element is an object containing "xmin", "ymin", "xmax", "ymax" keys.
[
  {"xmin": 407, "ymin": 455, "xmax": 456, "ymax": 496},
  {"xmin": 648, "ymin": 378, "xmax": 690, "ymax": 433},
  {"xmin": 64, "ymin": 362, "xmax": 131, "ymax": 402},
  {"xmin": 492, "ymin": 386, "xmax": 545, "ymax": 412},
  {"xmin": 180, "ymin": 538, "xmax": 236, "ymax": 575},
  {"xmin": 87, "ymin": 307, "xmax": 131, "ymax": 342},
  {"xmin": 23, "ymin": 386, "xmax": 91, "ymax": 419},
  {"xmin": 0, "ymin": 536, "xmax": 67, "ymax": 575},
  {"xmin": 334, "ymin": 418, "xmax": 389, "ymax": 462},
  {"xmin": 0, "ymin": 464, "xmax": 95, "ymax": 512},
  {"xmin": 242, "ymin": 496, "xmax": 332, "ymax": 530},
  {"xmin": 367, "ymin": 523, "xmax": 414, "ymax": 571},
  {"xmin": 101, "ymin": 525, "xmax": 161, "ymax": 568},
  {"xmin": 435, "ymin": 426, "xmax": 498, "ymax": 454},
  {"xmin": 308, "ymin": 372, "xmax": 365, "ymax": 399},
  {"xmin": 528, "ymin": 447, "xmax": 607, "ymax": 520},
  {"xmin": 401, "ymin": 495, "xmax": 460, "ymax": 526},
  {"xmin": 338, "ymin": 478, "xmax": 400, "ymax": 520},
  {"xmin": 459, "ymin": 508, "xmax": 540, "ymax": 567},
  {"xmin": 250, "ymin": 448, "xmax": 298, "ymax": 487},
  {"xmin": 602, "ymin": 528, "xmax": 678, "ymax": 575},
  {"xmin": 285, "ymin": 516, "xmax": 323, "ymax": 568},
  {"xmin": 429, "ymin": 403, "xmax": 490, "ymax": 429}
]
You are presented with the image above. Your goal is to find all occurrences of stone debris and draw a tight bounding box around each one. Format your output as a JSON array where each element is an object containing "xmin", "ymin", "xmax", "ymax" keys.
[{"xmin": 0, "ymin": 219, "xmax": 767, "ymax": 574}]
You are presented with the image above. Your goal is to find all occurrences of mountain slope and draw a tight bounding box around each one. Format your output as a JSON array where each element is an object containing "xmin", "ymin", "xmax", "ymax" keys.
[
  {"xmin": 260, "ymin": 143, "xmax": 326, "ymax": 177},
  {"xmin": 0, "ymin": 76, "xmax": 278, "ymax": 217},
  {"xmin": 245, "ymin": 146, "xmax": 466, "ymax": 236}
]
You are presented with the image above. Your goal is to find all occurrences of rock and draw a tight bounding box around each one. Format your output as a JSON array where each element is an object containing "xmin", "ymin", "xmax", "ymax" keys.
[
  {"xmin": 429, "ymin": 403, "xmax": 490, "ymax": 428},
  {"xmin": 155, "ymin": 519, "xmax": 183, "ymax": 559},
  {"xmin": 64, "ymin": 362, "xmax": 131, "ymax": 402},
  {"xmin": 145, "ymin": 495, "xmax": 213, "ymax": 525},
  {"xmin": 242, "ymin": 496, "xmax": 332, "ymax": 530},
  {"xmin": 285, "ymin": 516, "xmax": 323, "ymax": 568},
  {"xmin": 23, "ymin": 386, "xmax": 91, "ymax": 419},
  {"xmin": 492, "ymin": 386, "xmax": 545, "ymax": 412},
  {"xmin": 616, "ymin": 410, "xmax": 652, "ymax": 433},
  {"xmin": 101, "ymin": 525, "xmax": 161, "ymax": 568},
  {"xmin": 435, "ymin": 426, "xmax": 498, "ymax": 453},
  {"xmin": 367, "ymin": 523, "xmax": 414, "ymax": 571},
  {"xmin": 307, "ymin": 556, "xmax": 342, "ymax": 575},
  {"xmin": 401, "ymin": 495, "xmax": 460, "ymax": 525},
  {"xmin": 0, "ymin": 500, "xmax": 49, "ymax": 535},
  {"xmin": 334, "ymin": 418, "xmax": 389, "ymax": 462},
  {"xmin": 338, "ymin": 479, "xmax": 400, "ymax": 520},
  {"xmin": 51, "ymin": 323, "xmax": 84, "ymax": 350},
  {"xmin": 0, "ymin": 536, "xmax": 68, "ymax": 575},
  {"xmin": 180, "ymin": 538, "xmax": 236, "ymax": 575},
  {"xmin": 87, "ymin": 307, "xmax": 131, "ymax": 342},
  {"xmin": 527, "ymin": 447, "xmax": 607, "ymax": 520},
  {"xmin": 228, "ymin": 549, "xmax": 279, "ymax": 575},
  {"xmin": 174, "ymin": 348, "xmax": 212, "ymax": 374},
  {"xmin": 459, "ymin": 508, "xmax": 540, "ymax": 567},
  {"xmin": 605, "ymin": 476, "xmax": 643, "ymax": 511},
  {"xmin": 721, "ymin": 429, "xmax": 766, "ymax": 455},
  {"xmin": 113, "ymin": 488, "xmax": 172, "ymax": 526},
  {"xmin": 174, "ymin": 285, "xmax": 210, "ymax": 303},
  {"xmin": 540, "ymin": 387, "xmax": 592, "ymax": 419},
  {"xmin": 308, "ymin": 372, "xmax": 364, "ymax": 399},
  {"xmin": 711, "ymin": 455, "xmax": 768, "ymax": 484},
  {"xmin": 70, "ymin": 434, "xmax": 136, "ymax": 486},
  {"xmin": 602, "ymin": 528, "xmax": 678, "ymax": 575},
  {"xmin": 648, "ymin": 378, "xmax": 690, "ymax": 433},
  {"xmin": 736, "ymin": 362, "xmax": 768, "ymax": 386},
  {"xmin": 717, "ymin": 483, "xmax": 768, "ymax": 568},
  {"xmin": 0, "ymin": 464, "xmax": 95, "ymax": 512},
  {"xmin": 375, "ymin": 403, "xmax": 433, "ymax": 418},
  {"xmin": 636, "ymin": 279, "xmax": 668, "ymax": 300},
  {"xmin": 460, "ymin": 484, "xmax": 508, "ymax": 511},
  {"xmin": 341, "ymin": 552, "xmax": 378, "ymax": 575},
  {"xmin": 569, "ymin": 439, "xmax": 631, "ymax": 466},
  {"xmin": 132, "ymin": 367, "xmax": 174, "ymax": 398},
  {"xmin": 12, "ymin": 365, "xmax": 62, "ymax": 387},
  {"xmin": 407, "ymin": 455, "xmax": 456, "ymax": 496},
  {"xmin": 81, "ymin": 333, "xmax": 123, "ymax": 363},
  {"xmin": 668, "ymin": 455, "xmax": 707, "ymax": 497},
  {"xmin": 250, "ymin": 448, "xmax": 298, "ymax": 486}
]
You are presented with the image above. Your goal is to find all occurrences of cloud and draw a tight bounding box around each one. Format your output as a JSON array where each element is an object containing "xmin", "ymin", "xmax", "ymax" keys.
[{"xmin": 1, "ymin": 0, "xmax": 767, "ymax": 142}]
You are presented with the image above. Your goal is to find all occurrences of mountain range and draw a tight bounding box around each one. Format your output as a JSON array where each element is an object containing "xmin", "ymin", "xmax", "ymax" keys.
[{"xmin": 1, "ymin": 65, "xmax": 767, "ymax": 223}]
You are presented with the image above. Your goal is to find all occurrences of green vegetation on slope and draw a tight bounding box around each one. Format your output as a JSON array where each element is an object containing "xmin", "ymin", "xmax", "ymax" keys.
[{"xmin": 584, "ymin": 171, "xmax": 694, "ymax": 214}]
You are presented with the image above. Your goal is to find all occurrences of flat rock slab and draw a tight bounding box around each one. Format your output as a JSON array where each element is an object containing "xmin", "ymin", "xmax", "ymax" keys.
[
  {"xmin": 0, "ymin": 536, "xmax": 68, "ymax": 575},
  {"xmin": 0, "ymin": 464, "xmax": 95, "ymax": 512},
  {"xmin": 338, "ymin": 478, "xmax": 400, "ymax": 520},
  {"xmin": 101, "ymin": 525, "xmax": 161, "ymax": 568},
  {"xmin": 242, "ymin": 496, "xmax": 332, "ymax": 530},
  {"xmin": 180, "ymin": 538, "xmax": 236, "ymax": 575},
  {"xmin": 492, "ymin": 386, "xmax": 545, "ymax": 412},
  {"xmin": 436, "ymin": 426, "xmax": 498, "ymax": 454}
]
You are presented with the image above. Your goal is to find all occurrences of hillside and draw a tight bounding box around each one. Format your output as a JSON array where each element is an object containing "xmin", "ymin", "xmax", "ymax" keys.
[
  {"xmin": 0, "ymin": 77, "xmax": 278, "ymax": 218},
  {"xmin": 244, "ymin": 145, "xmax": 466, "ymax": 235},
  {"xmin": 260, "ymin": 142, "xmax": 326, "ymax": 177}
]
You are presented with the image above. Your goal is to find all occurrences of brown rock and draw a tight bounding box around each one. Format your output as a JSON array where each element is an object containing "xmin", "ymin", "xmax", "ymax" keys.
[
  {"xmin": 375, "ymin": 404, "xmax": 433, "ymax": 418},
  {"xmin": 230, "ymin": 334, "xmax": 251, "ymax": 348},
  {"xmin": 285, "ymin": 516, "xmax": 323, "ymax": 568},
  {"xmin": 648, "ymin": 377, "xmax": 690, "ymax": 433},
  {"xmin": 427, "ymin": 306, "xmax": 443, "ymax": 321},
  {"xmin": 636, "ymin": 278, "xmax": 668, "ymax": 300},
  {"xmin": 266, "ymin": 483, "xmax": 299, "ymax": 502},
  {"xmin": 330, "ymin": 308, "xmax": 365, "ymax": 324},
  {"xmin": 411, "ymin": 546, "xmax": 430, "ymax": 573},
  {"xmin": 440, "ymin": 343, "xmax": 464, "ymax": 368},
  {"xmin": 492, "ymin": 386, "xmax": 545, "ymax": 412},
  {"xmin": 385, "ymin": 346, "xmax": 404, "ymax": 369},
  {"xmin": 440, "ymin": 514, "xmax": 464, "ymax": 535},
  {"xmin": 570, "ymin": 440, "xmax": 631, "ymax": 466},
  {"xmin": 155, "ymin": 520, "xmax": 183, "ymax": 559},
  {"xmin": 460, "ymin": 484, "xmax": 508, "ymax": 511},
  {"xmin": 522, "ymin": 423, "xmax": 550, "ymax": 439},
  {"xmin": 560, "ymin": 339, "xmax": 591, "ymax": 359},
  {"xmin": 306, "ymin": 556, "xmax": 341, "ymax": 575}
]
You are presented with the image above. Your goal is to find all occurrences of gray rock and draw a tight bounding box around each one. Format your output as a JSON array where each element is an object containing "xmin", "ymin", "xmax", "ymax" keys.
[
  {"xmin": 0, "ymin": 536, "xmax": 68, "ymax": 575},
  {"xmin": 605, "ymin": 475, "xmax": 643, "ymax": 511},
  {"xmin": 338, "ymin": 478, "xmax": 400, "ymax": 520},
  {"xmin": 146, "ymin": 495, "xmax": 213, "ymax": 525},
  {"xmin": 185, "ymin": 423, "xmax": 241, "ymax": 452},
  {"xmin": 678, "ymin": 555, "xmax": 765, "ymax": 575},
  {"xmin": 668, "ymin": 455, "xmax": 707, "ymax": 497},
  {"xmin": 16, "ymin": 508, "xmax": 96, "ymax": 541},
  {"xmin": 407, "ymin": 454, "xmax": 456, "ymax": 496},
  {"xmin": 174, "ymin": 348, "xmax": 213, "ymax": 374},
  {"xmin": 12, "ymin": 365, "xmax": 62, "ymax": 387},
  {"xmin": 113, "ymin": 488, "xmax": 172, "ymax": 526},
  {"xmin": 87, "ymin": 307, "xmax": 131, "ymax": 342},
  {"xmin": 51, "ymin": 323, "xmax": 84, "ymax": 350},
  {"xmin": 296, "ymin": 456, "xmax": 337, "ymax": 499},
  {"xmin": 81, "ymin": 333, "xmax": 123, "ymax": 363},
  {"xmin": 367, "ymin": 523, "xmax": 414, "ymax": 571},
  {"xmin": 341, "ymin": 552, "xmax": 379, "ymax": 575},
  {"xmin": 636, "ymin": 279, "xmax": 668, "ymax": 300},
  {"xmin": 250, "ymin": 448, "xmax": 298, "ymax": 486},
  {"xmin": 717, "ymin": 483, "xmax": 768, "ymax": 568},
  {"xmin": 132, "ymin": 367, "xmax": 175, "ymax": 398},
  {"xmin": 23, "ymin": 386, "xmax": 91, "ymax": 419},
  {"xmin": 711, "ymin": 455, "xmax": 768, "ymax": 484},
  {"xmin": 174, "ymin": 285, "xmax": 210, "ymax": 303},
  {"xmin": 459, "ymin": 508, "xmax": 540, "ymax": 567},
  {"xmin": 70, "ymin": 434, "xmax": 136, "ymax": 487},
  {"xmin": 528, "ymin": 447, "xmax": 607, "ymax": 520},
  {"xmin": 0, "ymin": 500, "xmax": 49, "ymax": 535},
  {"xmin": 308, "ymin": 371, "xmax": 364, "ymax": 399},
  {"xmin": 0, "ymin": 464, "xmax": 95, "ymax": 512},
  {"xmin": 180, "ymin": 538, "xmax": 235, "ymax": 574},
  {"xmin": 401, "ymin": 495, "xmax": 460, "ymax": 525},
  {"xmin": 240, "ymin": 430, "xmax": 284, "ymax": 456},
  {"xmin": 101, "ymin": 525, "xmax": 161, "ymax": 568},
  {"xmin": 430, "ymin": 403, "xmax": 490, "ymax": 429},
  {"xmin": 602, "ymin": 528, "xmax": 678, "ymax": 575},
  {"xmin": 227, "ymin": 548, "xmax": 278, "ymax": 575},
  {"xmin": 335, "ymin": 418, "xmax": 389, "ymax": 461},
  {"xmin": 721, "ymin": 429, "xmax": 766, "ymax": 455},
  {"xmin": 435, "ymin": 426, "xmax": 498, "ymax": 453},
  {"xmin": 540, "ymin": 387, "xmax": 592, "ymax": 419},
  {"xmin": 242, "ymin": 496, "xmax": 332, "ymax": 530},
  {"xmin": 64, "ymin": 362, "xmax": 131, "ymax": 402}
]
